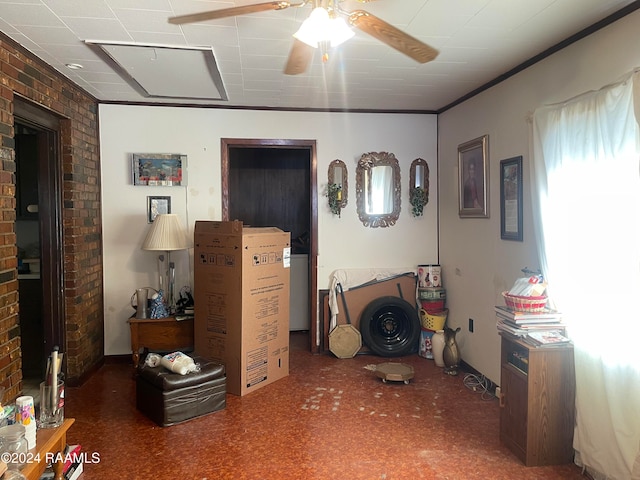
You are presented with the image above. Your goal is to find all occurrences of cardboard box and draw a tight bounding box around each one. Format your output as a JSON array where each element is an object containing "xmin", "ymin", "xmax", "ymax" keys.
[{"xmin": 194, "ymin": 221, "xmax": 291, "ymax": 396}]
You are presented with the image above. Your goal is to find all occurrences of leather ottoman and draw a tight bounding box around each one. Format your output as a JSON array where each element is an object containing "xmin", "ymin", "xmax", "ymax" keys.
[{"xmin": 136, "ymin": 355, "xmax": 226, "ymax": 427}]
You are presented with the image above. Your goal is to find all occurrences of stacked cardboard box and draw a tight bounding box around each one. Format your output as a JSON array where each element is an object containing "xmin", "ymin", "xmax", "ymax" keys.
[{"xmin": 194, "ymin": 221, "xmax": 291, "ymax": 396}]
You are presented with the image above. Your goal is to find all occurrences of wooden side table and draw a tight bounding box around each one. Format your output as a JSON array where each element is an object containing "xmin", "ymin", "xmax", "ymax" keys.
[
  {"xmin": 127, "ymin": 316, "xmax": 194, "ymax": 367},
  {"xmin": 499, "ymin": 333, "xmax": 575, "ymax": 466},
  {"xmin": 21, "ymin": 418, "xmax": 75, "ymax": 480}
]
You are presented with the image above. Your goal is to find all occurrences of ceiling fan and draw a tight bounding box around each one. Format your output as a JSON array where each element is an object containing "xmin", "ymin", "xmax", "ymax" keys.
[{"xmin": 168, "ymin": 0, "xmax": 439, "ymax": 75}]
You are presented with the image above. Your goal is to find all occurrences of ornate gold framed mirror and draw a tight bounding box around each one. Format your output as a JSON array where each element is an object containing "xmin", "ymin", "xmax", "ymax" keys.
[
  {"xmin": 355, "ymin": 152, "xmax": 401, "ymax": 228},
  {"xmin": 328, "ymin": 159, "xmax": 347, "ymax": 216},
  {"xmin": 409, "ymin": 158, "xmax": 429, "ymax": 217}
]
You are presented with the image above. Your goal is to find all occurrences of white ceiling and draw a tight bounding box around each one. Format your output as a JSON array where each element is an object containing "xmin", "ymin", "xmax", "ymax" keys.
[{"xmin": 0, "ymin": 0, "xmax": 638, "ymax": 112}]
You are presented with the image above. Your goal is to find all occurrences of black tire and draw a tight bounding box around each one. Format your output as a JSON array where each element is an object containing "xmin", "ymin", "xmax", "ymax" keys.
[{"xmin": 359, "ymin": 296, "xmax": 421, "ymax": 357}]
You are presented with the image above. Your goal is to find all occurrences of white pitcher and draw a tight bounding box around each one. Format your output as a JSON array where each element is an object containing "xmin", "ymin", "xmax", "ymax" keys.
[{"xmin": 131, "ymin": 287, "xmax": 157, "ymax": 319}]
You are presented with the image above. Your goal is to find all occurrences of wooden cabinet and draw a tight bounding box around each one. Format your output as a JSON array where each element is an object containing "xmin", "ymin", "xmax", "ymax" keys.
[
  {"xmin": 127, "ymin": 316, "xmax": 194, "ymax": 368},
  {"xmin": 21, "ymin": 418, "xmax": 74, "ymax": 480},
  {"xmin": 499, "ymin": 333, "xmax": 575, "ymax": 466}
]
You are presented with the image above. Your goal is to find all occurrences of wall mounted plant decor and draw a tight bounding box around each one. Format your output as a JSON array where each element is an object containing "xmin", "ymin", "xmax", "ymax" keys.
[
  {"xmin": 409, "ymin": 158, "xmax": 429, "ymax": 217},
  {"xmin": 410, "ymin": 187, "xmax": 426, "ymax": 217},
  {"xmin": 327, "ymin": 159, "xmax": 347, "ymax": 217}
]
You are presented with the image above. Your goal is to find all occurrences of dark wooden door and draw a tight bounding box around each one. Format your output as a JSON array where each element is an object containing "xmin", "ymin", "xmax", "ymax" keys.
[
  {"xmin": 15, "ymin": 100, "xmax": 65, "ymax": 380},
  {"xmin": 228, "ymin": 147, "xmax": 310, "ymax": 252}
]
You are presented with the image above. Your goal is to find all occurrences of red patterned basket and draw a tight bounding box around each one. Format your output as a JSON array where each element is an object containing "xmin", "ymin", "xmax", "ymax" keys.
[{"xmin": 502, "ymin": 291, "xmax": 548, "ymax": 312}]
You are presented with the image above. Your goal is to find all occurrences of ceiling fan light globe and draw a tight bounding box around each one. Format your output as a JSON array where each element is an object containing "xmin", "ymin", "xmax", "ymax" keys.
[
  {"xmin": 293, "ymin": 7, "xmax": 352, "ymax": 48},
  {"xmin": 293, "ymin": 7, "xmax": 328, "ymax": 47},
  {"xmin": 329, "ymin": 17, "xmax": 354, "ymax": 47},
  {"xmin": 292, "ymin": 27, "xmax": 318, "ymax": 48}
]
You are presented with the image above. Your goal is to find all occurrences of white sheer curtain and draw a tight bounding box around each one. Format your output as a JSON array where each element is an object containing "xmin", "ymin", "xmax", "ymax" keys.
[{"xmin": 532, "ymin": 71, "xmax": 640, "ymax": 480}]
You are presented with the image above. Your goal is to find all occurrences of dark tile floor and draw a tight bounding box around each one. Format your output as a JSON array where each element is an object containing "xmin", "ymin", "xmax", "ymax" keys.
[{"xmin": 61, "ymin": 332, "xmax": 585, "ymax": 479}]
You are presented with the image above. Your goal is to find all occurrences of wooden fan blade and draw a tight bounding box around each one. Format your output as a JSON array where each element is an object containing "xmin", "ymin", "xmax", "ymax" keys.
[
  {"xmin": 349, "ymin": 10, "xmax": 438, "ymax": 64},
  {"xmin": 169, "ymin": 1, "xmax": 291, "ymax": 24},
  {"xmin": 284, "ymin": 39, "xmax": 315, "ymax": 75}
]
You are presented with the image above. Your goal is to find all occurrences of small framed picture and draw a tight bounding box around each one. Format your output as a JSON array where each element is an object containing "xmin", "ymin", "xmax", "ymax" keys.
[
  {"xmin": 147, "ymin": 196, "xmax": 171, "ymax": 223},
  {"xmin": 132, "ymin": 153, "xmax": 186, "ymax": 186},
  {"xmin": 458, "ymin": 135, "xmax": 489, "ymax": 218},
  {"xmin": 500, "ymin": 156, "xmax": 523, "ymax": 241}
]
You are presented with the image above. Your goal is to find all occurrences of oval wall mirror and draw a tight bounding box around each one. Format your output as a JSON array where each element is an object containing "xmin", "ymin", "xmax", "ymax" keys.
[
  {"xmin": 355, "ymin": 152, "xmax": 401, "ymax": 228},
  {"xmin": 328, "ymin": 159, "xmax": 347, "ymax": 216}
]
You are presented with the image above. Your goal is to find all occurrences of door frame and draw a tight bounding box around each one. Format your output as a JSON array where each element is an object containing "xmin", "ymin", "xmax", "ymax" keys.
[
  {"xmin": 221, "ymin": 138, "xmax": 319, "ymax": 353},
  {"xmin": 14, "ymin": 98, "xmax": 66, "ymax": 365}
]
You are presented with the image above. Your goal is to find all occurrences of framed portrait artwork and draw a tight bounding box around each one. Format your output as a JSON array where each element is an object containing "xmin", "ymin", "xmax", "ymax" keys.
[
  {"xmin": 147, "ymin": 196, "xmax": 171, "ymax": 223},
  {"xmin": 500, "ymin": 156, "xmax": 523, "ymax": 241},
  {"xmin": 458, "ymin": 135, "xmax": 489, "ymax": 218},
  {"xmin": 132, "ymin": 153, "xmax": 186, "ymax": 186}
]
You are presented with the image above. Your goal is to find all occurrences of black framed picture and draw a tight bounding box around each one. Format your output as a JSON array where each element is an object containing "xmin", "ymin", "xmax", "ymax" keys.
[
  {"xmin": 500, "ymin": 156, "xmax": 523, "ymax": 241},
  {"xmin": 147, "ymin": 196, "xmax": 171, "ymax": 223}
]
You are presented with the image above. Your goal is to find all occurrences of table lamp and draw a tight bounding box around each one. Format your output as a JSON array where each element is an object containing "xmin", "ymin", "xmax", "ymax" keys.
[{"xmin": 141, "ymin": 213, "xmax": 191, "ymax": 314}]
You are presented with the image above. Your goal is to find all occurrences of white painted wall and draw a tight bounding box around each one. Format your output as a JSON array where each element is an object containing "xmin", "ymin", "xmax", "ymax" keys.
[
  {"xmin": 100, "ymin": 107, "xmax": 438, "ymax": 355},
  {"xmin": 438, "ymin": 10, "xmax": 640, "ymax": 383}
]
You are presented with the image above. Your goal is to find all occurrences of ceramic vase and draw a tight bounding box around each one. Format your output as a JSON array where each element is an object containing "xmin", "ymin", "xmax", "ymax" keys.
[{"xmin": 431, "ymin": 330, "xmax": 445, "ymax": 367}]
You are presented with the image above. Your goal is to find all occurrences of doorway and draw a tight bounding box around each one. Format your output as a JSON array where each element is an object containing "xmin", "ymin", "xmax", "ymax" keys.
[
  {"xmin": 221, "ymin": 138, "xmax": 319, "ymax": 352},
  {"xmin": 14, "ymin": 100, "xmax": 65, "ymax": 384}
]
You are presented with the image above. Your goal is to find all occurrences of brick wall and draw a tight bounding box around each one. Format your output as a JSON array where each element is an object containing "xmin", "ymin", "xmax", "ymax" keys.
[{"xmin": 0, "ymin": 34, "xmax": 103, "ymax": 401}]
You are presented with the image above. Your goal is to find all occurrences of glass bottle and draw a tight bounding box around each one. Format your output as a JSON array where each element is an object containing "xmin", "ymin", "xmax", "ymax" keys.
[{"xmin": 0, "ymin": 424, "xmax": 29, "ymax": 470}]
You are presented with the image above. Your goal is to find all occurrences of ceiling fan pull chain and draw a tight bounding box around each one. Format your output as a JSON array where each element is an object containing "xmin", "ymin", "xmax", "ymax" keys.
[{"xmin": 320, "ymin": 41, "xmax": 330, "ymax": 63}]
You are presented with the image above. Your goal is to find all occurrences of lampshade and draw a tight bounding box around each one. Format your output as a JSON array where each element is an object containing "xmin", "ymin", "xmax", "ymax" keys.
[
  {"xmin": 141, "ymin": 214, "xmax": 191, "ymax": 251},
  {"xmin": 293, "ymin": 7, "xmax": 355, "ymax": 48}
]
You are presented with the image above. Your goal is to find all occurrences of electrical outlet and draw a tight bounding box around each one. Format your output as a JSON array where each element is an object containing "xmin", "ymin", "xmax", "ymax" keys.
[
  {"xmin": 495, "ymin": 386, "xmax": 501, "ymax": 398},
  {"xmin": 468, "ymin": 318, "xmax": 474, "ymax": 332}
]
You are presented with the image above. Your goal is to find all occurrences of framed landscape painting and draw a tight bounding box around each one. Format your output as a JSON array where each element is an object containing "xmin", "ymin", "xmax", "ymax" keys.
[{"xmin": 132, "ymin": 153, "xmax": 186, "ymax": 186}]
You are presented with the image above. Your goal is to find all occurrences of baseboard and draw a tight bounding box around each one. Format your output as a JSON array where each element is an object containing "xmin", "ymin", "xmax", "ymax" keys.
[
  {"xmin": 66, "ymin": 356, "xmax": 105, "ymax": 387},
  {"xmin": 104, "ymin": 354, "xmax": 132, "ymax": 364},
  {"xmin": 66, "ymin": 355, "xmax": 133, "ymax": 387}
]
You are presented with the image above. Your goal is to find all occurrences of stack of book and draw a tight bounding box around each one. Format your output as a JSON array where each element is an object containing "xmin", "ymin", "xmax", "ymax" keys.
[
  {"xmin": 495, "ymin": 305, "xmax": 570, "ymax": 347},
  {"xmin": 522, "ymin": 329, "xmax": 571, "ymax": 347},
  {"xmin": 39, "ymin": 444, "xmax": 84, "ymax": 480}
]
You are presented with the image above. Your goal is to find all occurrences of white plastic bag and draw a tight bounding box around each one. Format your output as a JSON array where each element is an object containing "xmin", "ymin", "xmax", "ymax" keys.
[
  {"xmin": 508, "ymin": 276, "xmax": 546, "ymax": 297},
  {"xmin": 144, "ymin": 353, "xmax": 162, "ymax": 368},
  {"xmin": 160, "ymin": 352, "xmax": 200, "ymax": 375}
]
